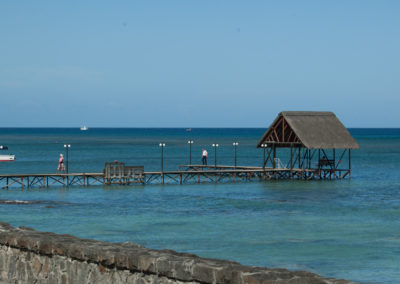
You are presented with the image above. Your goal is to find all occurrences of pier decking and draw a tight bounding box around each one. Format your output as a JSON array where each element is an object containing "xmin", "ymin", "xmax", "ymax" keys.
[{"xmin": 0, "ymin": 164, "xmax": 350, "ymax": 189}]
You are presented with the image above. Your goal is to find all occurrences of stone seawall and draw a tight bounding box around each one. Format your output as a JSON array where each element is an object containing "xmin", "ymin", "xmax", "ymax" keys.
[{"xmin": 0, "ymin": 222, "xmax": 355, "ymax": 283}]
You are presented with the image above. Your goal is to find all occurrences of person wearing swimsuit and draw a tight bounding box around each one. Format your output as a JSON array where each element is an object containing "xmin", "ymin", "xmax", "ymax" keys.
[{"xmin": 57, "ymin": 154, "xmax": 65, "ymax": 173}]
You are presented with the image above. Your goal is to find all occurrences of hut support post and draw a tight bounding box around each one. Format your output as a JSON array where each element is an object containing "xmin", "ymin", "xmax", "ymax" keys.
[
  {"xmin": 290, "ymin": 144, "xmax": 293, "ymax": 179},
  {"xmin": 318, "ymin": 149, "xmax": 321, "ymax": 179},
  {"xmin": 290, "ymin": 144, "xmax": 293, "ymax": 169},
  {"xmin": 304, "ymin": 149, "xmax": 310, "ymax": 177},
  {"xmin": 272, "ymin": 145, "xmax": 276, "ymax": 169},
  {"xmin": 263, "ymin": 147, "xmax": 266, "ymax": 170},
  {"xmin": 333, "ymin": 149, "xmax": 336, "ymax": 179},
  {"xmin": 302, "ymin": 147, "xmax": 306, "ymax": 179},
  {"xmin": 349, "ymin": 149, "xmax": 351, "ymax": 178},
  {"xmin": 304, "ymin": 149, "xmax": 310, "ymax": 169},
  {"xmin": 298, "ymin": 148, "xmax": 301, "ymax": 168}
]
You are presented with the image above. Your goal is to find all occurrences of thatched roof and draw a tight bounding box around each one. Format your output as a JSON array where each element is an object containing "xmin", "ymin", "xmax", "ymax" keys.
[{"xmin": 257, "ymin": 111, "xmax": 359, "ymax": 149}]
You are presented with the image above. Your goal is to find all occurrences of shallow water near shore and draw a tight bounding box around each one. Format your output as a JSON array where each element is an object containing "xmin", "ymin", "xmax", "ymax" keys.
[{"xmin": 1, "ymin": 128, "xmax": 400, "ymax": 283}]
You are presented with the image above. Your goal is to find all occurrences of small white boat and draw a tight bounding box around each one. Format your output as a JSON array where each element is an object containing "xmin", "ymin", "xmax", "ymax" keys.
[
  {"xmin": 80, "ymin": 126, "xmax": 88, "ymax": 131},
  {"xmin": 0, "ymin": 145, "xmax": 15, "ymax": 162},
  {"xmin": 0, "ymin": 155, "xmax": 15, "ymax": 162}
]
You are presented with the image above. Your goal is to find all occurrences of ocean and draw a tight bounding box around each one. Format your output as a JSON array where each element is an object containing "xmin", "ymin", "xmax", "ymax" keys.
[{"xmin": 0, "ymin": 128, "xmax": 400, "ymax": 283}]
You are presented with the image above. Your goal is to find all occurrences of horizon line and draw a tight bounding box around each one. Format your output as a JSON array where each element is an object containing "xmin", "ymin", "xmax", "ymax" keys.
[{"xmin": 0, "ymin": 126, "xmax": 399, "ymax": 129}]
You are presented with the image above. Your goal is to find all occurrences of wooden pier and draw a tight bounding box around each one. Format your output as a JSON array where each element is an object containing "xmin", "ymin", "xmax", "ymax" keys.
[
  {"xmin": 0, "ymin": 111, "xmax": 359, "ymax": 190},
  {"xmin": 0, "ymin": 164, "xmax": 351, "ymax": 190}
]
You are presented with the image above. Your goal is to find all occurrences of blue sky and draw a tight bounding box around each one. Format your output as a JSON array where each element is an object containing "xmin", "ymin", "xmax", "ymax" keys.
[{"xmin": 0, "ymin": 1, "xmax": 399, "ymax": 127}]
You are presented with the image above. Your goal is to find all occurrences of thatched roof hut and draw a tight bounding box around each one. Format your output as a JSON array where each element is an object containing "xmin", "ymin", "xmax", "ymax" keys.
[{"xmin": 257, "ymin": 111, "xmax": 359, "ymax": 149}]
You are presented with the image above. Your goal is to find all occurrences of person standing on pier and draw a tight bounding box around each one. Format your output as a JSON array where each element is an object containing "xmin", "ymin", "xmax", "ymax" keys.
[
  {"xmin": 202, "ymin": 148, "xmax": 208, "ymax": 165},
  {"xmin": 57, "ymin": 154, "xmax": 65, "ymax": 173}
]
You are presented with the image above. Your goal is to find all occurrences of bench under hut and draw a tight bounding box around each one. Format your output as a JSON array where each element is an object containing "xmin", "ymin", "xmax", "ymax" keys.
[{"xmin": 257, "ymin": 111, "xmax": 359, "ymax": 179}]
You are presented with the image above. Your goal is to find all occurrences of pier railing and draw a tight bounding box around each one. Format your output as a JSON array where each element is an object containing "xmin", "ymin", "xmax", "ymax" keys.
[{"xmin": 104, "ymin": 162, "xmax": 144, "ymax": 185}]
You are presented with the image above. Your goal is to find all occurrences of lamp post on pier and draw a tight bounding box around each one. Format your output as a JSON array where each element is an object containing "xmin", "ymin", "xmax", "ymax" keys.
[
  {"xmin": 188, "ymin": 140, "xmax": 194, "ymax": 165},
  {"xmin": 212, "ymin": 144, "xmax": 219, "ymax": 168},
  {"xmin": 261, "ymin": 144, "xmax": 267, "ymax": 170},
  {"xmin": 64, "ymin": 144, "xmax": 71, "ymax": 174},
  {"xmin": 159, "ymin": 143, "xmax": 166, "ymax": 172},
  {"xmin": 233, "ymin": 142, "xmax": 239, "ymax": 168}
]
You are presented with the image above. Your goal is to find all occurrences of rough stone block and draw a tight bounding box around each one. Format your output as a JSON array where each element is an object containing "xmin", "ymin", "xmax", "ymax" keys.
[{"xmin": 192, "ymin": 262, "xmax": 217, "ymax": 283}]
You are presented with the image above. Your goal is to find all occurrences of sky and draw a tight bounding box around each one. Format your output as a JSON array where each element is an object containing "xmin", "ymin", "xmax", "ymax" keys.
[{"xmin": 0, "ymin": 1, "xmax": 399, "ymax": 127}]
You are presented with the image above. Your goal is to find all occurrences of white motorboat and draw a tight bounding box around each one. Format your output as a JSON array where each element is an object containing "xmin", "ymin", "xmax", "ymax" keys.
[
  {"xmin": 0, "ymin": 146, "xmax": 15, "ymax": 162},
  {"xmin": 80, "ymin": 126, "xmax": 88, "ymax": 131},
  {"xmin": 0, "ymin": 155, "xmax": 15, "ymax": 162}
]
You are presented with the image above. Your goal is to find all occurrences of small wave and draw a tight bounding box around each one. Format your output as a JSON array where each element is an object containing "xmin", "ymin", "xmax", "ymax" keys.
[
  {"xmin": 0, "ymin": 199, "xmax": 73, "ymax": 206},
  {"xmin": 0, "ymin": 199, "xmax": 42, "ymax": 205}
]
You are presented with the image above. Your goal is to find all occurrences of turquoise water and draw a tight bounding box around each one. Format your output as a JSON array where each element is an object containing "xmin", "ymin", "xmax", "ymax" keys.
[{"xmin": 1, "ymin": 128, "xmax": 400, "ymax": 283}]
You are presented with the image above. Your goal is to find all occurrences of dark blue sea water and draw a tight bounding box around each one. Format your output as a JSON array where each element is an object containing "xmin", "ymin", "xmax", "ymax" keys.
[{"xmin": 1, "ymin": 128, "xmax": 400, "ymax": 284}]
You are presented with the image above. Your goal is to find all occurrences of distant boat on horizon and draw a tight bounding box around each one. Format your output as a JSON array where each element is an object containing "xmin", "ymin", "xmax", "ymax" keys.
[
  {"xmin": 186, "ymin": 128, "xmax": 192, "ymax": 132},
  {"xmin": 80, "ymin": 126, "xmax": 88, "ymax": 131}
]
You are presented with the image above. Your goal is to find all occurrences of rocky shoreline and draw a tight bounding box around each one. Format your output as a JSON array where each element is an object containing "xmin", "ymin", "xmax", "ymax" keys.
[{"xmin": 0, "ymin": 222, "xmax": 356, "ymax": 283}]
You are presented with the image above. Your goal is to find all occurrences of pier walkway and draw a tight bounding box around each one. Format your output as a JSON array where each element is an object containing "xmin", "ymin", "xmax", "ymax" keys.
[{"xmin": 0, "ymin": 164, "xmax": 349, "ymax": 189}]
